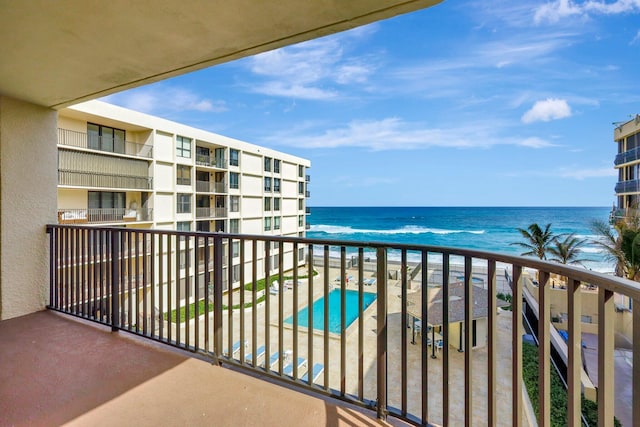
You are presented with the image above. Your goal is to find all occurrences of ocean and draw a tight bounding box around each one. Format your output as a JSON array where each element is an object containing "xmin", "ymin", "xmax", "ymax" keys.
[{"xmin": 306, "ymin": 206, "xmax": 612, "ymax": 273}]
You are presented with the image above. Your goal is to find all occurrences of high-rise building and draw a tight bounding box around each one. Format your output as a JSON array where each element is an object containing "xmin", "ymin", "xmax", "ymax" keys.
[
  {"xmin": 57, "ymin": 100, "xmax": 311, "ymax": 291},
  {"xmin": 613, "ymin": 114, "xmax": 640, "ymax": 219}
]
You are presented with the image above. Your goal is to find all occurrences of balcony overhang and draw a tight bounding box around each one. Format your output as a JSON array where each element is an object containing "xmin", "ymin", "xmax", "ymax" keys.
[{"xmin": 0, "ymin": 0, "xmax": 442, "ymax": 109}]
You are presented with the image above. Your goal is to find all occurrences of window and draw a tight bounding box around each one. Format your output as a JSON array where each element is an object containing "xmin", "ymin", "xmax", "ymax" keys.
[
  {"xmin": 229, "ymin": 172, "xmax": 239, "ymax": 189},
  {"xmin": 88, "ymin": 191, "xmax": 125, "ymax": 209},
  {"xmin": 229, "ymin": 149, "xmax": 239, "ymax": 166},
  {"xmin": 274, "ymin": 159, "xmax": 281, "ymax": 173},
  {"xmin": 229, "ymin": 219, "xmax": 239, "ymax": 233},
  {"xmin": 274, "ymin": 178, "xmax": 281, "ymax": 193},
  {"xmin": 264, "ymin": 177, "xmax": 272, "ymax": 192},
  {"xmin": 230, "ymin": 196, "xmax": 240, "ymax": 212},
  {"xmin": 176, "ymin": 221, "xmax": 191, "ymax": 231},
  {"xmin": 274, "ymin": 217, "xmax": 280, "ymax": 230},
  {"xmin": 274, "ymin": 197, "xmax": 280, "ymax": 211},
  {"xmin": 176, "ymin": 135, "xmax": 192, "ymax": 158},
  {"xmin": 299, "ymin": 215, "xmax": 304, "ymax": 227},
  {"xmin": 264, "ymin": 217, "xmax": 272, "ymax": 231},
  {"xmin": 232, "ymin": 241, "xmax": 240, "ymax": 258},
  {"xmin": 298, "ymin": 182, "xmax": 304, "ymax": 195},
  {"xmin": 232, "ymin": 264, "xmax": 241, "ymax": 283},
  {"xmin": 87, "ymin": 123, "xmax": 125, "ymax": 154},
  {"xmin": 264, "ymin": 197, "xmax": 271, "ymax": 211},
  {"xmin": 177, "ymin": 194, "xmax": 191, "ymax": 213},
  {"xmin": 264, "ymin": 157, "xmax": 272, "ymax": 172},
  {"xmin": 177, "ymin": 165, "xmax": 191, "ymax": 185},
  {"xmin": 298, "ymin": 247, "xmax": 305, "ymax": 262},
  {"xmin": 298, "ymin": 199, "xmax": 304, "ymax": 210},
  {"xmin": 581, "ymin": 315, "xmax": 593, "ymax": 324},
  {"xmin": 298, "ymin": 165, "xmax": 304, "ymax": 177}
]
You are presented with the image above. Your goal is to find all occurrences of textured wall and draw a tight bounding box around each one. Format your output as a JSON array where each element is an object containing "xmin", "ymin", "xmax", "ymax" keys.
[{"xmin": 0, "ymin": 96, "xmax": 57, "ymax": 319}]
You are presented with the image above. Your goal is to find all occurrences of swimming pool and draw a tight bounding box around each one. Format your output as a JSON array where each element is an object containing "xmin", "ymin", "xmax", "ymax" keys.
[{"xmin": 284, "ymin": 289, "xmax": 377, "ymax": 334}]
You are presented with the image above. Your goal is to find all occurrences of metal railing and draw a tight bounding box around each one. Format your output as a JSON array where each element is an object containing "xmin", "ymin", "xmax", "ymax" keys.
[
  {"xmin": 196, "ymin": 207, "xmax": 227, "ymax": 218},
  {"xmin": 59, "ymin": 170, "xmax": 153, "ymax": 190},
  {"xmin": 58, "ymin": 208, "xmax": 153, "ymax": 224},
  {"xmin": 614, "ymin": 146, "xmax": 640, "ymax": 166},
  {"xmin": 196, "ymin": 181, "xmax": 227, "ymax": 193},
  {"xmin": 615, "ymin": 179, "xmax": 640, "ymax": 194},
  {"xmin": 196, "ymin": 154, "xmax": 227, "ymax": 169},
  {"xmin": 58, "ymin": 128, "xmax": 153, "ymax": 159},
  {"xmin": 46, "ymin": 225, "xmax": 640, "ymax": 427}
]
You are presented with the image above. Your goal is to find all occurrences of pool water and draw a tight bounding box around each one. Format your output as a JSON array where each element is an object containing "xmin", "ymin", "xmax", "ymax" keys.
[{"xmin": 284, "ymin": 289, "xmax": 377, "ymax": 334}]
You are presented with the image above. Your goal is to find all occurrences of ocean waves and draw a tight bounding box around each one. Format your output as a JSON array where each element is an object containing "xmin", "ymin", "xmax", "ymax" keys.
[{"xmin": 311, "ymin": 224, "xmax": 485, "ymax": 236}]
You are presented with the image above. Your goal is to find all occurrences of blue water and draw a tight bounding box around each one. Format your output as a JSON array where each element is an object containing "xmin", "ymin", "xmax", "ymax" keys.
[
  {"xmin": 306, "ymin": 206, "xmax": 612, "ymax": 272},
  {"xmin": 285, "ymin": 289, "xmax": 377, "ymax": 334}
]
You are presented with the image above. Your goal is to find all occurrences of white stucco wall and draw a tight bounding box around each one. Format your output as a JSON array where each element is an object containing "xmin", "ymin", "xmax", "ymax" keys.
[
  {"xmin": 154, "ymin": 131, "xmax": 174, "ymax": 163},
  {"xmin": 0, "ymin": 96, "xmax": 58, "ymax": 319}
]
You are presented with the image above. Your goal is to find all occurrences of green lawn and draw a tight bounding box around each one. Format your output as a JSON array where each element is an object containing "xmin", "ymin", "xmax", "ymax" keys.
[{"xmin": 165, "ymin": 270, "xmax": 317, "ymax": 323}]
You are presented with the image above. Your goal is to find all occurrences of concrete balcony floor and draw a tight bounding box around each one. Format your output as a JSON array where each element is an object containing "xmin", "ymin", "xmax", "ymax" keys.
[{"xmin": 0, "ymin": 311, "xmax": 397, "ymax": 427}]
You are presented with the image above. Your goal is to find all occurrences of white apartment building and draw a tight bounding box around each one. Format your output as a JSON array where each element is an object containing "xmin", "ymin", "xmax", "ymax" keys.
[{"xmin": 57, "ymin": 100, "xmax": 311, "ymax": 294}]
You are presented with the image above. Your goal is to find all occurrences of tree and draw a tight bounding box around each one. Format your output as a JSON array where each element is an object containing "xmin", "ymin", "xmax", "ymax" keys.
[
  {"xmin": 512, "ymin": 223, "xmax": 555, "ymax": 260},
  {"xmin": 547, "ymin": 233, "xmax": 587, "ymax": 265},
  {"xmin": 591, "ymin": 218, "xmax": 640, "ymax": 281}
]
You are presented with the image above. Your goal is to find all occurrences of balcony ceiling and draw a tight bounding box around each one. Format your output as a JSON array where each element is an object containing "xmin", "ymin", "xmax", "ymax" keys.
[{"xmin": 0, "ymin": 0, "xmax": 442, "ymax": 109}]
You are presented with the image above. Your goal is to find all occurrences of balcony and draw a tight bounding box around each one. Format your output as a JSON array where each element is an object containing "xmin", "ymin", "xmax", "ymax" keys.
[
  {"xmin": 42, "ymin": 225, "xmax": 640, "ymax": 426},
  {"xmin": 196, "ymin": 207, "xmax": 227, "ymax": 218},
  {"xmin": 196, "ymin": 154, "xmax": 227, "ymax": 169},
  {"xmin": 615, "ymin": 179, "xmax": 640, "ymax": 194},
  {"xmin": 196, "ymin": 180, "xmax": 227, "ymax": 193},
  {"xmin": 306, "ymin": 207, "xmax": 311, "ymax": 214},
  {"xmin": 58, "ymin": 128, "xmax": 153, "ymax": 159},
  {"xmin": 614, "ymin": 146, "xmax": 640, "ymax": 166},
  {"xmin": 58, "ymin": 208, "xmax": 153, "ymax": 224},
  {"xmin": 59, "ymin": 170, "xmax": 153, "ymax": 190},
  {"xmin": 306, "ymin": 190, "xmax": 311, "ymax": 198}
]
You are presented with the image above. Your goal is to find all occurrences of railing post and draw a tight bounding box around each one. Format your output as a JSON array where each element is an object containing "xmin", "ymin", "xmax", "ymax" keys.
[
  {"xmin": 598, "ymin": 288, "xmax": 614, "ymax": 427},
  {"xmin": 110, "ymin": 229, "xmax": 120, "ymax": 331},
  {"xmin": 213, "ymin": 235, "xmax": 223, "ymax": 364},
  {"xmin": 376, "ymin": 247, "xmax": 387, "ymax": 420}
]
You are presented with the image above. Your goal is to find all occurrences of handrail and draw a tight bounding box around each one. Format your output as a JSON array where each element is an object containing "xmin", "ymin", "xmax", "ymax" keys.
[{"xmin": 45, "ymin": 225, "xmax": 639, "ymax": 426}]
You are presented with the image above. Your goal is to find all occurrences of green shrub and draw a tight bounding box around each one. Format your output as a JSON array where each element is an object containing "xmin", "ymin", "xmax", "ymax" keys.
[{"xmin": 522, "ymin": 343, "xmax": 620, "ymax": 426}]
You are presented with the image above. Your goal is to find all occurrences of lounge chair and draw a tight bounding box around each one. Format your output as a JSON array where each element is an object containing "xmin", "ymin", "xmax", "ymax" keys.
[
  {"xmin": 283, "ymin": 357, "xmax": 306, "ymax": 376},
  {"xmin": 269, "ymin": 281, "xmax": 279, "ymax": 295},
  {"xmin": 301, "ymin": 363, "xmax": 324, "ymax": 383},
  {"xmin": 245, "ymin": 345, "xmax": 265, "ymax": 364},
  {"xmin": 224, "ymin": 340, "xmax": 246, "ymax": 357},
  {"xmin": 264, "ymin": 351, "xmax": 280, "ymax": 369}
]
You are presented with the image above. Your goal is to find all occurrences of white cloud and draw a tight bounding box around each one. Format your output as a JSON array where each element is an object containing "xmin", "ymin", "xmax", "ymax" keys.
[
  {"xmin": 521, "ymin": 98, "xmax": 572, "ymax": 123},
  {"xmin": 559, "ymin": 167, "xmax": 617, "ymax": 179},
  {"xmin": 534, "ymin": 0, "xmax": 640, "ymax": 24},
  {"xmin": 103, "ymin": 87, "xmax": 226, "ymax": 114},
  {"xmin": 246, "ymin": 28, "xmax": 378, "ymax": 100},
  {"xmin": 632, "ymin": 29, "xmax": 640, "ymax": 44},
  {"xmin": 263, "ymin": 118, "xmax": 556, "ymax": 151},
  {"xmin": 518, "ymin": 137, "xmax": 557, "ymax": 148}
]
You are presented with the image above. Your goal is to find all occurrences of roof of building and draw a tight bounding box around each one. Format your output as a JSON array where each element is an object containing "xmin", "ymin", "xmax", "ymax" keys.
[{"xmin": 406, "ymin": 282, "xmax": 510, "ymax": 326}]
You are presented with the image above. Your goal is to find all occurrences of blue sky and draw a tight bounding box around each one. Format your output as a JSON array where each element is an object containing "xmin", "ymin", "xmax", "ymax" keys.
[{"xmin": 103, "ymin": 0, "xmax": 640, "ymax": 207}]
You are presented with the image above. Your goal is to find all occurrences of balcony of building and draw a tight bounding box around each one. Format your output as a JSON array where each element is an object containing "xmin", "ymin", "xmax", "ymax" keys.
[
  {"xmin": 0, "ymin": 310, "xmax": 385, "ymax": 427},
  {"xmin": 31, "ymin": 225, "xmax": 640, "ymax": 427},
  {"xmin": 58, "ymin": 128, "xmax": 153, "ymax": 159},
  {"xmin": 615, "ymin": 179, "xmax": 640, "ymax": 194},
  {"xmin": 196, "ymin": 180, "xmax": 227, "ymax": 193},
  {"xmin": 57, "ymin": 208, "xmax": 153, "ymax": 224},
  {"xmin": 196, "ymin": 153, "xmax": 227, "ymax": 169}
]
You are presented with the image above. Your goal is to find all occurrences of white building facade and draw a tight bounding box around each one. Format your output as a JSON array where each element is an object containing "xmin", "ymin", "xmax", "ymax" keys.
[{"xmin": 57, "ymin": 100, "xmax": 311, "ymax": 294}]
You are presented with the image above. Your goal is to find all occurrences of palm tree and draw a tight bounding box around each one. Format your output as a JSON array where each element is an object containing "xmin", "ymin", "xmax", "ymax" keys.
[
  {"xmin": 511, "ymin": 223, "xmax": 555, "ymax": 260},
  {"xmin": 591, "ymin": 218, "xmax": 640, "ymax": 281},
  {"xmin": 547, "ymin": 233, "xmax": 587, "ymax": 265}
]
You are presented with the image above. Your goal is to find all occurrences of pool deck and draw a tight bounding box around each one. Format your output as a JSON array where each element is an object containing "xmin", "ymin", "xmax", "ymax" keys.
[{"xmin": 193, "ymin": 267, "xmax": 526, "ymax": 426}]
